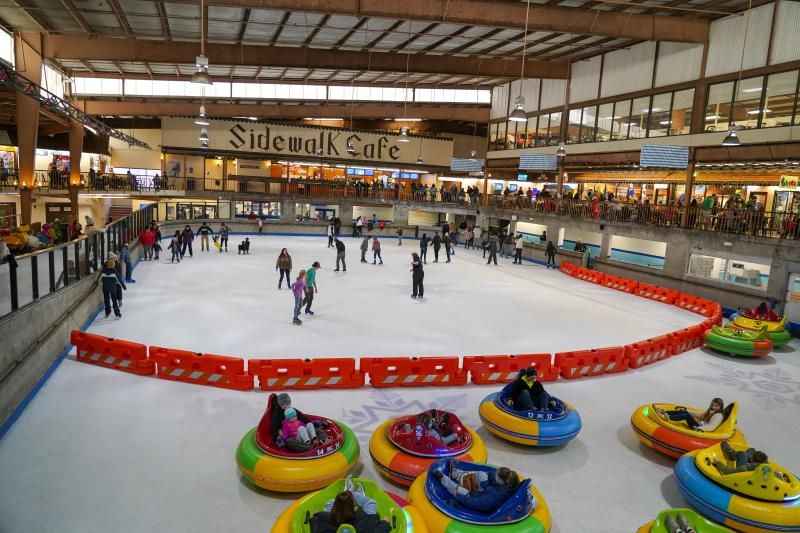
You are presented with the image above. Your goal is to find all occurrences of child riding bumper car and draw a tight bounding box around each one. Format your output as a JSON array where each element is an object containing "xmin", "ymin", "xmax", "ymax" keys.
[
  {"xmin": 370, "ymin": 409, "xmax": 487, "ymax": 486},
  {"xmin": 408, "ymin": 460, "xmax": 551, "ymax": 533},
  {"xmin": 236, "ymin": 393, "xmax": 360, "ymax": 492},
  {"xmin": 479, "ymin": 368, "xmax": 581, "ymax": 447},
  {"xmin": 637, "ymin": 508, "xmax": 734, "ymax": 533}
]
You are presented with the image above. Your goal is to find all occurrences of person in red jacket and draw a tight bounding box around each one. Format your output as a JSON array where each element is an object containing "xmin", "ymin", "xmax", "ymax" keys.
[{"xmin": 140, "ymin": 227, "xmax": 156, "ymax": 261}]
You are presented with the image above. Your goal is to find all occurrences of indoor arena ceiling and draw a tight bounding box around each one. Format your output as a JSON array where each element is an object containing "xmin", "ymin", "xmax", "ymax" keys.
[{"xmin": 0, "ymin": 0, "xmax": 762, "ymax": 89}]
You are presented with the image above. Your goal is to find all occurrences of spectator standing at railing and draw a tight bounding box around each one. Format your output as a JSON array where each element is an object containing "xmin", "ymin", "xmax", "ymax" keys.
[
  {"xmin": 429, "ymin": 184, "xmax": 437, "ymax": 202},
  {"xmin": 197, "ymin": 222, "xmax": 214, "ymax": 251},
  {"xmin": 127, "ymin": 170, "xmax": 137, "ymax": 192},
  {"xmin": 180, "ymin": 225, "xmax": 194, "ymax": 258}
]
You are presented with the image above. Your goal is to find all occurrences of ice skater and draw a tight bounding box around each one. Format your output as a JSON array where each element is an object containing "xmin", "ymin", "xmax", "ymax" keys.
[
  {"xmin": 168, "ymin": 231, "xmax": 181, "ymax": 263},
  {"xmin": 197, "ymin": 222, "xmax": 214, "ymax": 251},
  {"xmin": 372, "ymin": 236, "xmax": 383, "ymax": 265},
  {"xmin": 304, "ymin": 261, "xmax": 320, "ymax": 315},
  {"xmin": 443, "ymin": 232, "xmax": 452, "ymax": 263},
  {"xmin": 513, "ymin": 234, "xmax": 524, "ymax": 264},
  {"xmin": 327, "ymin": 221, "xmax": 335, "ymax": 248},
  {"xmin": 100, "ymin": 258, "xmax": 126, "ymax": 318},
  {"xmin": 334, "ymin": 238, "xmax": 346, "ymax": 272},
  {"xmin": 238, "ymin": 238, "xmax": 250, "ymax": 254},
  {"xmin": 291, "ymin": 270, "xmax": 306, "ymax": 325},
  {"xmin": 419, "ymin": 233, "xmax": 429, "ymax": 264},
  {"xmin": 487, "ymin": 234, "xmax": 498, "ymax": 265},
  {"xmin": 546, "ymin": 241, "xmax": 557, "ymax": 268},
  {"xmin": 411, "ymin": 252, "xmax": 424, "ymax": 300},
  {"xmin": 180, "ymin": 225, "xmax": 194, "ymax": 258},
  {"xmin": 140, "ymin": 226, "xmax": 155, "ymax": 261},
  {"xmin": 120, "ymin": 243, "xmax": 135, "ymax": 282},
  {"xmin": 396, "ymin": 228, "xmax": 403, "ymax": 246},
  {"xmin": 360, "ymin": 235, "xmax": 369, "ymax": 263},
  {"xmin": 219, "ymin": 222, "xmax": 229, "ymax": 252},
  {"xmin": 432, "ymin": 232, "xmax": 441, "ymax": 263},
  {"xmin": 276, "ymin": 248, "xmax": 292, "ymax": 289}
]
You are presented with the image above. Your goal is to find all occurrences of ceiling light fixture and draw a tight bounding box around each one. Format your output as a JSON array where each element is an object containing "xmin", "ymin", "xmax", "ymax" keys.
[
  {"xmin": 721, "ymin": 126, "xmax": 740, "ymax": 147},
  {"xmin": 397, "ymin": 127, "xmax": 411, "ymax": 143},
  {"xmin": 724, "ymin": 0, "xmax": 752, "ymax": 147},
  {"xmin": 346, "ymin": 139, "xmax": 357, "ymax": 155},
  {"xmin": 194, "ymin": 104, "xmax": 210, "ymax": 126},
  {"xmin": 396, "ymin": 23, "xmax": 413, "ymax": 145},
  {"xmin": 509, "ymin": 0, "xmax": 532, "ymax": 122},
  {"xmin": 556, "ymin": 143, "xmax": 566, "ymax": 158},
  {"xmin": 192, "ymin": 0, "xmax": 212, "ymax": 85},
  {"xmin": 199, "ymin": 128, "xmax": 209, "ymax": 143}
]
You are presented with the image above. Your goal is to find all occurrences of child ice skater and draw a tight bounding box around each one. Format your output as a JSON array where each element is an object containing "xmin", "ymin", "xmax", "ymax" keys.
[
  {"xmin": 279, "ymin": 407, "xmax": 317, "ymax": 446},
  {"xmin": 100, "ymin": 258, "xmax": 126, "ymax": 318},
  {"xmin": 168, "ymin": 231, "xmax": 181, "ymax": 263},
  {"xmin": 291, "ymin": 270, "xmax": 307, "ymax": 325}
]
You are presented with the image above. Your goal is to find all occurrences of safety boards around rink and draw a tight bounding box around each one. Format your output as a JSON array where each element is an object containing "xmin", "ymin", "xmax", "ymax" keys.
[{"xmin": 69, "ymin": 261, "xmax": 723, "ymax": 392}]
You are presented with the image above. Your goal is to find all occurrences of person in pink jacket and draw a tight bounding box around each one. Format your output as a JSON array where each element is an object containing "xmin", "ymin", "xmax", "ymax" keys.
[
  {"xmin": 372, "ymin": 237, "xmax": 383, "ymax": 265},
  {"xmin": 279, "ymin": 407, "xmax": 317, "ymax": 445},
  {"xmin": 291, "ymin": 270, "xmax": 306, "ymax": 325}
]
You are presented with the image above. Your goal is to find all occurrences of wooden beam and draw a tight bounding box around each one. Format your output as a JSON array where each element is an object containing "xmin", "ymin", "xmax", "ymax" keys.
[{"xmin": 106, "ymin": 0, "xmax": 133, "ymax": 36}]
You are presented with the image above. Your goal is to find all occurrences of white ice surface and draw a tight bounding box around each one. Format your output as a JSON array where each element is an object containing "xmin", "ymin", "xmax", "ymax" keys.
[
  {"xmin": 2, "ymin": 235, "xmax": 800, "ymax": 533},
  {"xmin": 83, "ymin": 235, "xmax": 701, "ymax": 358}
]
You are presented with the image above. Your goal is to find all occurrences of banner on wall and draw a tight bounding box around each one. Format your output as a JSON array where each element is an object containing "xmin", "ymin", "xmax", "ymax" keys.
[
  {"xmin": 161, "ymin": 118, "xmax": 454, "ymax": 167},
  {"xmin": 519, "ymin": 153, "xmax": 557, "ymax": 171},
  {"xmin": 640, "ymin": 144, "xmax": 689, "ymax": 169}
]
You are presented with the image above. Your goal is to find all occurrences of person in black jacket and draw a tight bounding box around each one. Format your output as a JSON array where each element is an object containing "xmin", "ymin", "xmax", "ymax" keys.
[
  {"xmin": 310, "ymin": 485, "xmax": 390, "ymax": 533},
  {"xmin": 197, "ymin": 222, "xmax": 214, "ymax": 252},
  {"xmin": 432, "ymin": 232, "xmax": 441, "ymax": 263},
  {"xmin": 443, "ymin": 233, "xmax": 452, "ymax": 263},
  {"xmin": 419, "ymin": 233, "xmax": 429, "ymax": 264},
  {"xmin": 411, "ymin": 252, "xmax": 424, "ymax": 299},
  {"xmin": 546, "ymin": 240, "xmax": 557, "ymax": 269},
  {"xmin": 334, "ymin": 238, "xmax": 346, "ymax": 272},
  {"xmin": 100, "ymin": 258, "xmax": 126, "ymax": 318},
  {"xmin": 509, "ymin": 367, "xmax": 550, "ymax": 410},
  {"xmin": 180, "ymin": 225, "xmax": 194, "ymax": 258}
]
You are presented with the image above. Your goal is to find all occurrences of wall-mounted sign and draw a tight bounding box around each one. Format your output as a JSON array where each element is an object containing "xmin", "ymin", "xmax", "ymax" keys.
[
  {"xmin": 779, "ymin": 175, "xmax": 800, "ymax": 189},
  {"xmin": 640, "ymin": 144, "xmax": 689, "ymax": 169},
  {"xmin": 450, "ymin": 158, "xmax": 484, "ymax": 172},
  {"xmin": 517, "ymin": 172, "xmax": 529, "ymax": 181},
  {"xmin": 519, "ymin": 153, "xmax": 557, "ymax": 171},
  {"xmin": 161, "ymin": 118, "xmax": 453, "ymax": 167}
]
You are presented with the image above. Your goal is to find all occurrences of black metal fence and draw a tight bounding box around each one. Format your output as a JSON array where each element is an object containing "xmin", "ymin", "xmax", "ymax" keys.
[{"xmin": 0, "ymin": 204, "xmax": 156, "ymax": 319}]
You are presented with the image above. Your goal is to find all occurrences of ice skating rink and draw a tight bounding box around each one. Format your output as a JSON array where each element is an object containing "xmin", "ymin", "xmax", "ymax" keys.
[{"xmin": 1, "ymin": 235, "xmax": 799, "ymax": 533}]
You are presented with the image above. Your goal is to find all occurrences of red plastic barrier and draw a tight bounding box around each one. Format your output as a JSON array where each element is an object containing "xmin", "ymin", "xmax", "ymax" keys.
[
  {"xmin": 70, "ymin": 330, "xmax": 154, "ymax": 375},
  {"xmin": 248, "ymin": 357, "xmax": 363, "ymax": 390},
  {"xmin": 361, "ymin": 356, "xmax": 466, "ymax": 388},
  {"xmin": 636, "ymin": 283, "xmax": 677, "ymax": 304},
  {"xmin": 626, "ymin": 335, "xmax": 674, "ymax": 369},
  {"xmin": 601, "ymin": 274, "xmax": 639, "ymax": 293},
  {"xmin": 559, "ymin": 262, "xmax": 578, "ymax": 276},
  {"xmin": 671, "ymin": 325, "xmax": 705, "ymax": 353},
  {"xmin": 149, "ymin": 346, "xmax": 253, "ymax": 391},
  {"xmin": 463, "ymin": 354, "xmax": 557, "ymax": 384},
  {"xmin": 554, "ymin": 346, "xmax": 628, "ymax": 379}
]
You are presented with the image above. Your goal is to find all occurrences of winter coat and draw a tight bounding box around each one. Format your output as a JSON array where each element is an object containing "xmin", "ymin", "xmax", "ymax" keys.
[
  {"xmin": 101, "ymin": 265, "xmax": 126, "ymax": 292},
  {"xmin": 182, "ymin": 228, "xmax": 194, "ymax": 242},
  {"xmin": 335, "ymin": 240, "xmax": 346, "ymax": 254},
  {"xmin": 276, "ymin": 253, "xmax": 292, "ymax": 270},
  {"xmin": 372, "ymin": 239, "xmax": 381, "ymax": 251},
  {"xmin": 197, "ymin": 225, "xmax": 213, "ymax": 236},
  {"xmin": 360, "ymin": 238, "xmax": 369, "ymax": 251},
  {"xmin": 432, "ymin": 235, "xmax": 442, "ymax": 249},
  {"xmin": 546, "ymin": 242, "xmax": 556, "ymax": 256},
  {"xmin": 515, "ymin": 236, "xmax": 524, "ymax": 249},
  {"xmin": 420, "ymin": 235, "xmax": 429, "ymax": 249}
]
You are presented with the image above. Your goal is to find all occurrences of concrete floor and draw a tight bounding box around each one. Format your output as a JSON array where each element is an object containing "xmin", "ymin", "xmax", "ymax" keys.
[{"xmin": 1, "ymin": 235, "xmax": 798, "ymax": 533}]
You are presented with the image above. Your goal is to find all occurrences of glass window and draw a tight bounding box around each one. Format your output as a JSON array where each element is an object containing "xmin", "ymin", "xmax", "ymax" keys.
[
  {"xmin": 580, "ymin": 105, "xmax": 597, "ymax": 143},
  {"xmin": 671, "ymin": 89, "xmax": 694, "ymax": 135},
  {"xmin": 489, "ymin": 123, "xmax": 499, "ymax": 151},
  {"xmin": 732, "ymin": 76, "xmax": 764, "ymax": 129},
  {"xmin": 495, "ymin": 122, "xmax": 507, "ymax": 151},
  {"xmin": 0, "ymin": 28, "xmax": 13, "ymax": 67},
  {"xmin": 596, "ymin": 103, "xmax": 614, "ymax": 142},
  {"xmin": 524, "ymin": 116, "xmax": 538, "ymax": 148},
  {"xmin": 567, "ymin": 109, "xmax": 582, "ymax": 143},
  {"xmin": 547, "ymin": 112, "xmax": 561, "ymax": 145},
  {"xmin": 629, "ymin": 96, "xmax": 650, "ymax": 139},
  {"xmin": 505, "ymin": 120, "xmax": 518, "ymax": 149},
  {"xmin": 762, "ymin": 70, "xmax": 798, "ymax": 128},
  {"xmin": 41, "ymin": 64, "xmax": 64, "ymax": 99},
  {"xmin": 73, "ymin": 77, "xmax": 123, "ymax": 96},
  {"xmin": 535, "ymin": 114, "xmax": 549, "ymax": 146},
  {"xmin": 705, "ymin": 81, "xmax": 734, "ymax": 132},
  {"xmin": 688, "ymin": 252, "xmax": 770, "ymax": 291},
  {"xmin": 647, "ymin": 92, "xmax": 672, "ymax": 137},
  {"xmin": 610, "ymin": 99, "xmax": 631, "ymax": 140}
]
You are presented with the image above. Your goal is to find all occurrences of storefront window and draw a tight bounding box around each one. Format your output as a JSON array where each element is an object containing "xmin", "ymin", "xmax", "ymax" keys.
[
  {"xmin": 580, "ymin": 105, "xmax": 597, "ymax": 143},
  {"xmin": 671, "ymin": 89, "xmax": 694, "ymax": 135},
  {"xmin": 547, "ymin": 112, "xmax": 562, "ymax": 145},
  {"xmin": 234, "ymin": 201, "xmax": 281, "ymax": 218},
  {"xmin": 505, "ymin": 120, "xmax": 518, "ymax": 149},
  {"xmin": 763, "ymin": 70, "xmax": 798, "ymax": 128},
  {"xmin": 647, "ymin": 92, "xmax": 672, "ymax": 137},
  {"xmin": 596, "ymin": 103, "xmax": 614, "ymax": 142},
  {"xmin": 688, "ymin": 252, "xmax": 770, "ymax": 291},
  {"xmin": 610, "ymin": 99, "xmax": 631, "ymax": 140},
  {"xmin": 732, "ymin": 76, "xmax": 765, "ymax": 129},
  {"xmin": 567, "ymin": 109, "xmax": 582, "ymax": 143},
  {"xmin": 629, "ymin": 97, "xmax": 650, "ymax": 139},
  {"xmin": 705, "ymin": 81, "xmax": 734, "ymax": 132}
]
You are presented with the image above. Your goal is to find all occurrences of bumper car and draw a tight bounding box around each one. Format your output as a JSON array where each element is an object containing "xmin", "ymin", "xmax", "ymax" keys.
[
  {"xmin": 236, "ymin": 393, "xmax": 359, "ymax": 492},
  {"xmin": 675, "ymin": 442, "xmax": 800, "ymax": 532},
  {"xmin": 272, "ymin": 477, "xmax": 428, "ymax": 533},
  {"xmin": 408, "ymin": 460, "xmax": 551, "ymax": 533},
  {"xmin": 370, "ymin": 410, "xmax": 487, "ymax": 486},
  {"xmin": 479, "ymin": 383, "xmax": 581, "ymax": 446},
  {"xmin": 637, "ymin": 508, "xmax": 734, "ymax": 533},
  {"xmin": 630, "ymin": 402, "xmax": 747, "ymax": 459},
  {"xmin": 704, "ymin": 326, "xmax": 772, "ymax": 358},
  {"xmin": 732, "ymin": 311, "xmax": 792, "ymax": 348}
]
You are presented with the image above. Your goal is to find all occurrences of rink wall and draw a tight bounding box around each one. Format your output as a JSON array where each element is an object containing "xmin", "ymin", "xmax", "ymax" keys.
[
  {"xmin": 66, "ymin": 263, "xmax": 722, "ymax": 393},
  {"xmin": 0, "ymin": 242, "xmax": 146, "ymax": 437}
]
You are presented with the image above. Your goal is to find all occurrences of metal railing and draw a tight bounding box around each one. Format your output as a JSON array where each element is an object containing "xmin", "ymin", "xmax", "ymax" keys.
[{"xmin": 0, "ymin": 204, "xmax": 156, "ymax": 319}]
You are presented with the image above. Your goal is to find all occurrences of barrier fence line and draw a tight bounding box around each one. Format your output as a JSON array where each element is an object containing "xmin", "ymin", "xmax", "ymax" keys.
[{"xmin": 68, "ymin": 261, "xmax": 722, "ymax": 391}]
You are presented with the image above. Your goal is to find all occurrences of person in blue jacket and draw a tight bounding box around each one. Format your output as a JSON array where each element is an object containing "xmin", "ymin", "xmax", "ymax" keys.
[{"xmin": 434, "ymin": 462, "xmax": 521, "ymax": 513}]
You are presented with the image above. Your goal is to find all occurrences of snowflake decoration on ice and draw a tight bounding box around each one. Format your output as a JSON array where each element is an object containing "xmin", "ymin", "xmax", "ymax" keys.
[
  {"xmin": 685, "ymin": 361, "xmax": 800, "ymax": 409},
  {"xmin": 341, "ymin": 389, "xmax": 478, "ymax": 439}
]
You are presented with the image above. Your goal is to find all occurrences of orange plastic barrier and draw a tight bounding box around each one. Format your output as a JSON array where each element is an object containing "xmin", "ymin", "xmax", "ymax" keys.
[
  {"xmin": 361, "ymin": 356, "xmax": 466, "ymax": 388},
  {"xmin": 559, "ymin": 262, "xmax": 578, "ymax": 275},
  {"xmin": 248, "ymin": 358, "xmax": 363, "ymax": 390},
  {"xmin": 671, "ymin": 325, "xmax": 706, "ymax": 353},
  {"xmin": 149, "ymin": 346, "xmax": 253, "ymax": 391},
  {"xmin": 636, "ymin": 283, "xmax": 677, "ymax": 304},
  {"xmin": 626, "ymin": 335, "xmax": 674, "ymax": 369},
  {"xmin": 463, "ymin": 354, "xmax": 557, "ymax": 384},
  {"xmin": 554, "ymin": 346, "xmax": 628, "ymax": 379},
  {"xmin": 602, "ymin": 273, "xmax": 639, "ymax": 293},
  {"xmin": 70, "ymin": 330, "xmax": 154, "ymax": 376}
]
